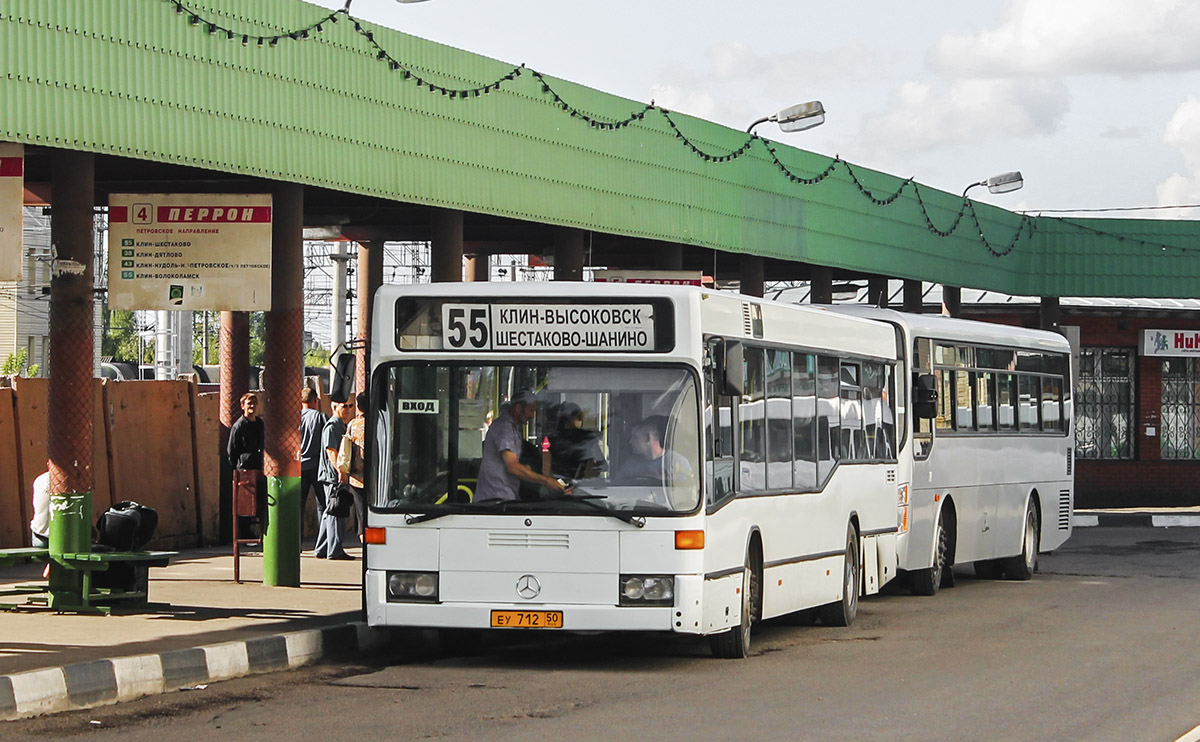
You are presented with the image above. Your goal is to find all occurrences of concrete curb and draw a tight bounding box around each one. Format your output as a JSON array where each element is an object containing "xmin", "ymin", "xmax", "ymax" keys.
[
  {"xmin": 1072, "ymin": 514, "xmax": 1200, "ymax": 528},
  {"xmin": 0, "ymin": 621, "xmax": 388, "ymax": 722}
]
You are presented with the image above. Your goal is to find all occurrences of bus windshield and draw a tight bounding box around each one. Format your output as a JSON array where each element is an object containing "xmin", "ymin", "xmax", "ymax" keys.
[{"xmin": 373, "ymin": 363, "xmax": 701, "ymax": 516}]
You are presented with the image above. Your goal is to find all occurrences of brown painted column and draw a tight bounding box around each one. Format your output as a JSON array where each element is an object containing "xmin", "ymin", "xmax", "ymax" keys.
[
  {"xmin": 868, "ymin": 276, "xmax": 889, "ymax": 308},
  {"xmin": 356, "ymin": 241, "xmax": 384, "ymax": 395},
  {"xmin": 469, "ymin": 249, "xmax": 490, "ymax": 281},
  {"xmin": 554, "ymin": 227, "xmax": 585, "ymax": 282},
  {"xmin": 219, "ymin": 310, "xmax": 249, "ymax": 542},
  {"xmin": 740, "ymin": 255, "xmax": 764, "ymax": 298},
  {"xmin": 943, "ymin": 285, "xmax": 962, "ymax": 317},
  {"xmin": 810, "ymin": 265, "xmax": 833, "ymax": 305},
  {"xmin": 903, "ymin": 280, "xmax": 923, "ymax": 313},
  {"xmin": 262, "ymin": 182, "xmax": 304, "ymax": 586},
  {"xmin": 431, "ymin": 208, "xmax": 464, "ymax": 283},
  {"xmin": 657, "ymin": 243, "xmax": 684, "ymax": 270},
  {"xmin": 1040, "ymin": 296, "xmax": 1061, "ymax": 331},
  {"xmin": 46, "ymin": 150, "xmax": 95, "ymax": 603}
]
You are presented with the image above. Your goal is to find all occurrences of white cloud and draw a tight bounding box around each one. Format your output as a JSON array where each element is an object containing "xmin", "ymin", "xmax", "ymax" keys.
[
  {"xmin": 930, "ymin": 0, "xmax": 1200, "ymax": 77},
  {"xmin": 861, "ymin": 77, "xmax": 1069, "ymax": 153},
  {"xmin": 1156, "ymin": 96, "xmax": 1200, "ymax": 215}
]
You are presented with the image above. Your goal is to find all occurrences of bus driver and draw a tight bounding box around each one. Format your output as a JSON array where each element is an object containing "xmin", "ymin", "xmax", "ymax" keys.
[{"xmin": 476, "ymin": 390, "xmax": 571, "ymax": 501}]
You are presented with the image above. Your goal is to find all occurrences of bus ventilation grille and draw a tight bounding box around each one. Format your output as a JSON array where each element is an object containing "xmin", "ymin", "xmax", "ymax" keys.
[
  {"xmin": 1066, "ymin": 447, "xmax": 1073, "ymax": 476},
  {"xmin": 886, "ymin": 469, "xmax": 896, "ymax": 483},
  {"xmin": 742, "ymin": 304, "xmax": 754, "ymax": 336},
  {"xmin": 489, "ymin": 532, "xmax": 570, "ymax": 549},
  {"xmin": 1057, "ymin": 490, "xmax": 1071, "ymax": 531}
]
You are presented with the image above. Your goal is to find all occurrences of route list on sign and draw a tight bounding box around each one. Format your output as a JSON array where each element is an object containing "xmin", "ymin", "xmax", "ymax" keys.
[
  {"xmin": 107, "ymin": 193, "xmax": 273, "ymax": 311},
  {"xmin": 441, "ymin": 303, "xmax": 656, "ymax": 351}
]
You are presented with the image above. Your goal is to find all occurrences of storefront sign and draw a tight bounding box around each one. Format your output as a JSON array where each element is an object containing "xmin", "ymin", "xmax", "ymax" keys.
[
  {"xmin": 0, "ymin": 142, "xmax": 23, "ymax": 281},
  {"xmin": 107, "ymin": 193, "xmax": 273, "ymax": 311},
  {"xmin": 1141, "ymin": 329, "xmax": 1200, "ymax": 356}
]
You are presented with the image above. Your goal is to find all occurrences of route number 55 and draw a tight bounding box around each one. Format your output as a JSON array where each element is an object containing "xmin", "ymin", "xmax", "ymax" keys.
[{"xmin": 445, "ymin": 305, "xmax": 489, "ymax": 349}]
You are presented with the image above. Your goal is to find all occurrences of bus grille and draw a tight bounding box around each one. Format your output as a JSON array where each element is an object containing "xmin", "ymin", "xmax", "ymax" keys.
[
  {"xmin": 1058, "ymin": 489, "xmax": 1071, "ymax": 531},
  {"xmin": 488, "ymin": 532, "xmax": 570, "ymax": 549},
  {"xmin": 1066, "ymin": 447, "xmax": 1073, "ymax": 476}
]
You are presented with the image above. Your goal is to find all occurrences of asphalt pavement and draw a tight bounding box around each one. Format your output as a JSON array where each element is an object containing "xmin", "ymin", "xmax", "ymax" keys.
[{"xmin": 1, "ymin": 507, "xmax": 1197, "ymax": 722}]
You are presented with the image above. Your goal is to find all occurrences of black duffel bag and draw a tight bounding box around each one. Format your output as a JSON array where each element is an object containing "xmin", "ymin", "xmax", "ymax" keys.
[{"xmin": 95, "ymin": 500, "xmax": 159, "ymax": 552}]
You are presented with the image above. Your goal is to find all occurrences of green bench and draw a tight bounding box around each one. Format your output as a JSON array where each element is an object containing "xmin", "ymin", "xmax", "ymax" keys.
[{"xmin": 0, "ymin": 547, "xmax": 177, "ymax": 614}]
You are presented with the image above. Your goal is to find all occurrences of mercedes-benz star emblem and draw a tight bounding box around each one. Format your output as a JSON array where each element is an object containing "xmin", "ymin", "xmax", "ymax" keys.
[{"xmin": 515, "ymin": 574, "xmax": 541, "ymax": 600}]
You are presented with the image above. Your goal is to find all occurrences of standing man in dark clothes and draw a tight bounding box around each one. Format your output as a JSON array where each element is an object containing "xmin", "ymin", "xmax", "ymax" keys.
[
  {"xmin": 315, "ymin": 395, "xmax": 354, "ymax": 560},
  {"xmin": 228, "ymin": 392, "xmax": 265, "ymax": 535},
  {"xmin": 298, "ymin": 386, "xmax": 326, "ymax": 540}
]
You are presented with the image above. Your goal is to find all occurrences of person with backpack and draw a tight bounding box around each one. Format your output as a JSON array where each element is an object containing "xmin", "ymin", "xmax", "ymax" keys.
[{"xmin": 315, "ymin": 395, "xmax": 355, "ymax": 560}]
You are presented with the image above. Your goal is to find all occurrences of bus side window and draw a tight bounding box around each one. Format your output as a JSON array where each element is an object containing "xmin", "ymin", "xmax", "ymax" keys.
[
  {"xmin": 792, "ymin": 352, "xmax": 817, "ymax": 490},
  {"xmin": 817, "ymin": 355, "xmax": 841, "ymax": 484},
  {"xmin": 705, "ymin": 340, "xmax": 735, "ymax": 506},
  {"xmin": 739, "ymin": 347, "xmax": 766, "ymax": 491}
]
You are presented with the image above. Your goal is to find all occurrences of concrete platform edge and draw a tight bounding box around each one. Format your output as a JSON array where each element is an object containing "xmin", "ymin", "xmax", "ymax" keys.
[{"xmin": 0, "ymin": 620, "xmax": 387, "ymax": 722}]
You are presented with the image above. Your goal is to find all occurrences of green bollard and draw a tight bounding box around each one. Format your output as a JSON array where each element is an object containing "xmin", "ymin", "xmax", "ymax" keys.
[
  {"xmin": 263, "ymin": 475, "xmax": 300, "ymax": 586},
  {"xmin": 47, "ymin": 491, "xmax": 92, "ymax": 608}
]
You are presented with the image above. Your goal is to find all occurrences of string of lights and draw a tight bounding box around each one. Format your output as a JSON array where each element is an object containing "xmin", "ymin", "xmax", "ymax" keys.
[{"xmin": 156, "ymin": 0, "xmax": 1198, "ymax": 261}]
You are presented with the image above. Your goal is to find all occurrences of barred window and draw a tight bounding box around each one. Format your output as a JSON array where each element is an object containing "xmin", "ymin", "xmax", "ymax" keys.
[
  {"xmin": 1076, "ymin": 348, "xmax": 1134, "ymax": 460},
  {"xmin": 1162, "ymin": 357, "xmax": 1200, "ymax": 460}
]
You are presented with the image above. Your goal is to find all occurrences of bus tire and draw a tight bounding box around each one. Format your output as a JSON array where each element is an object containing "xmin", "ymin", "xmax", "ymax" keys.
[
  {"xmin": 910, "ymin": 509, "xmax": 950, "ymax": 596},
  {"xmin": 709, "ymin": 549, "xmax": 761, "ymax": 659},
  {"xmin": 1002, "ymin": 500, "xmax": 1040, "ymax": 581},
  {"xmin": 818, "ymin": 523, "xmax": 859, "ymax": 627}
]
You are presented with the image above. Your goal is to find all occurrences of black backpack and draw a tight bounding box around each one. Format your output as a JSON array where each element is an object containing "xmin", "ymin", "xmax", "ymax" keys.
[{"xmin": 95, "ymin": 501, "xmax": 159, "ymax": 551}]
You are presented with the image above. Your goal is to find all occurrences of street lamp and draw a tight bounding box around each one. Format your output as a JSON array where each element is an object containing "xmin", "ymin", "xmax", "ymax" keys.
[
  {"xmin": 747, "ymin": 101, "xmax": 826, "ymax": 134},
  {"xmin": 963, "ymin": 171, "xmax": 1023, "ymax": 198}
]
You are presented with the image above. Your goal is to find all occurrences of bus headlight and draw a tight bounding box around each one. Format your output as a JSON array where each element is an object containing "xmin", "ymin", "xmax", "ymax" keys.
[
  {"xmin": 619, "ymin": 575, "xmax": 674, "ymax": 606},
  {"xmin": 386, "ymin": 571, "xmax": 439, "ymax": 602}
]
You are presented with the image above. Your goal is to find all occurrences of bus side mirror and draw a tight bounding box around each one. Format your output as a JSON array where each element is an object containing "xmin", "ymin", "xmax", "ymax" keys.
[
  {"xmin": 914, "ymin": 373, "xmax": 937, "ymax": 419},
  {"xmin": 330, "ymin": 353, "xmax": 356, "ymax": 403},
  {"xmin": 720, "ymin": 340, "xmax": 744, "ymax": 396}
]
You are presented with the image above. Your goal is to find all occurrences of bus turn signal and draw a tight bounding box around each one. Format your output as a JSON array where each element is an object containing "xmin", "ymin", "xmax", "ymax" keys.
[
  {"xmin": 675, "ymin": 530, "xmax": 705, "ymax": 550},
  {"xmin": 364, "ymin": 527, "xmax": 387, "ymax": 545}
]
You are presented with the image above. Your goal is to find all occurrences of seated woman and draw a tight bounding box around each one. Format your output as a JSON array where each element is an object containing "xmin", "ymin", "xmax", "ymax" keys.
[{"xmin": 547, "ymin": 402, "xmax": 607, "ymax": 480}]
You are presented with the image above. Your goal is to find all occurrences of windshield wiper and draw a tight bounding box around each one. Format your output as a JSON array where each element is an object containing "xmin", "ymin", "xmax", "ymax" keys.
[
  {"xmin": 404, "ymin": 499, "xmax": 506, "ymax": 525},
  {"xmin": 535, "ymin": 493, "xmax": 646, "ymax": 528}
]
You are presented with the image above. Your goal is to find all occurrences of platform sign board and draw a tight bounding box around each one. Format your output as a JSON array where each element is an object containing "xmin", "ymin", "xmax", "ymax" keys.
[
  {"xmin": 0, "ymin": 142, "xmax": 23, "ymax": 281},
  {"xmin": 107, "ymin": 193, "xmax": 272, "ymax": 311},
  {"xmin": 592, "ymin": 269, "xmax": 703, "ymax": 286}
]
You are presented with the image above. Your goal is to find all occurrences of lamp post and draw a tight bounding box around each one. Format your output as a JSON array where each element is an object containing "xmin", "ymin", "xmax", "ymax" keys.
[
  {"xmin": 747, "ymin": 101, "xmax": 826, "ymax": 134},
  {"xmin": 963, "ymin": 171, "xmax": 1023, "ymax": 198}
]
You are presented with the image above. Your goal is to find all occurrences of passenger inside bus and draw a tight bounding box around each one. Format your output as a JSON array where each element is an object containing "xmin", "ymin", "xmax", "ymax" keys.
[
  {"xmin": 547, "ymin": 401, "xmax": 607, "ymax": 480},
  {"xmin": 621, "ymin": 415, "xmax": 692, "ymax": 484}
]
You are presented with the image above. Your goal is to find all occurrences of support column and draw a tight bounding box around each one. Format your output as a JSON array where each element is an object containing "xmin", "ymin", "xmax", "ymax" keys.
[
  {"xmin": 810, "ymin": 265, "xmax": 833, "ymax": 305},
  {"xmin": 219, "ymin": 310, "xmax": 249, "ymax": 543},
  {"xmin": 330, "ymin": 250, "xmax": 351, "ymax": 351},
  {"xmin": 554, "ymin": 227, "xmax": 585, "ymax": 282},
  {"xmin": 868, "ymin": 276, "xmax": 889, "ymax": 308},
  {"xmin": 657, "ymin": 243, "xmax": 684, "ymax": 271},
  {"xmin": 46, "ymin": 149, "xmax": 95, "ymax": 607},
  {"xmin": 466, "ymin": 249, "xmax": 490, "ymax": 282},
  {"xmin": 355, "ymin": 241, "xmax": 383, "ymax": 395},
  {"xmin": 903, "ymin": 280, "xmax": 923, "ymax": 313},
  {"xmin": 1040, "ymin": 296, "xmax": 1061, "ymax": 331},
  {"xmin": 431, "ymin": 208, "xmax": 464, "ymax": 283},
  {"xmin": 942, "ymin": 285, "xmax": 962, "ymax": 317},
  {"xmin": 740, "ymin": 255, "xmax": 764, "ymax": 298},
  {"xmin": 262, "ymin": 183, "xmax": 304, "ymax": 587}
]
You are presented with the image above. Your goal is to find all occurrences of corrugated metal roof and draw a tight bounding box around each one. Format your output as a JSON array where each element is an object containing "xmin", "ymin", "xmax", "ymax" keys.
[{"xmin": 2, "ymin": 1, "xmax": 1200, "ymax": 297}]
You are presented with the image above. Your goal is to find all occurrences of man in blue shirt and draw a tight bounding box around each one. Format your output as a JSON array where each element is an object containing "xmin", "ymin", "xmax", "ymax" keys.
[
  {"xmin": 315, "ymin": 395, "xmax": 355, "ymax": 560},
  {"xmin": 476, "ymin": 390, "xmax": 569, "ymax": 501},
  {"xmin": 298, "ymin": 386, "xmax": 326, "ymax": 540}
]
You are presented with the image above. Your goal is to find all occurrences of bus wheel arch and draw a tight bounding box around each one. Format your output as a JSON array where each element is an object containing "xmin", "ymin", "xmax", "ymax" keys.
[{"xmin": 709, "ymin": 530, "xmax": 763, "ymax": 659}]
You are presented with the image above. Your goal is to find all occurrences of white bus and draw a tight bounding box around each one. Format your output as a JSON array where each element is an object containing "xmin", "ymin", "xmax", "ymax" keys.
[
  {"xmin": 359, "ymin": 283, "xmax": 906, "ymax": 657},
  {"xmin": 831, "ymin": 307, "xmax": 1074, "ymax": 594}
]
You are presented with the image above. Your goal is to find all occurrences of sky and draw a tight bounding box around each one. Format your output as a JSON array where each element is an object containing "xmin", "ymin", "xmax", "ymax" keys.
[{"xmin": 312, "ymin": 0, "xmax": 1200, "ymax": 218}]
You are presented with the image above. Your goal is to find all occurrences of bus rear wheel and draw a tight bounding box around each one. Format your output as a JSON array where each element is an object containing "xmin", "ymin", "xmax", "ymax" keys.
[
  {"xmin": 818, "ymin": 523, "xmax": 859, "ymax": 627},
  {"xmin": 1002, "ymin": 501, "xmax": 1040, "ymax": 581},
  {"xmin": 709, "ymin": 550, "xmax": 761, "ymax": 659}
]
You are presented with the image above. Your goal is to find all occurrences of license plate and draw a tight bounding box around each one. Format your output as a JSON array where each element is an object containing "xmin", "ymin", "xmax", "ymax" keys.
[{"xmin": 490, "ymin": 610, "xmax": 564, "ymax": 629}]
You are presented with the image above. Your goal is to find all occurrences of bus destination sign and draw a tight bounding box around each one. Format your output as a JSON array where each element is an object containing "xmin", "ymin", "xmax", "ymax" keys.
[{"xmin": 441, "ymin": 303, "xmax": 656, "ymax": 351}]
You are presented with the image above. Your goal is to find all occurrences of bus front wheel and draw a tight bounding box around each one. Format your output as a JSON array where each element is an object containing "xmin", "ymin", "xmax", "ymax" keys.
[
  {"xmin": 910, "ymin": 509, "xmax": 951, "ymax": 596},
  {"xmin": 709, "ymin": 549, "xmax": 761, "ymax": 659},
  {"xmin": 818, "ymin": 523, "xmax": 860, "ymax": 627}
]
